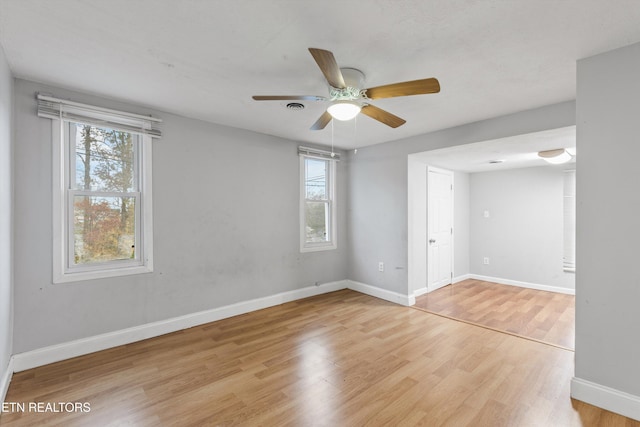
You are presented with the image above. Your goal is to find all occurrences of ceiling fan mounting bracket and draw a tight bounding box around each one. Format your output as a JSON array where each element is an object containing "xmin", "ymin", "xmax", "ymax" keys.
[{"xmin": 339, "ymin": 67, "xmax": 365, "ymax": 88}]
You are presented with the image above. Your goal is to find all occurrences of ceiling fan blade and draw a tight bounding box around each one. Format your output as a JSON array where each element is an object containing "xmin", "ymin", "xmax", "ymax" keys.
[
  {"xmin": 365, "ymin": 78, "xmax": 440, "ymax": 99},
  {"xmin": 252, "ymin": 95, "xmax": 326, "ymax": 101},
  {"xmin": 360, "ymin": 104, "xmax": 406, "ymax": 128},
  {"xmin": 308, "ymin": 48, "xmax": 346, "ymax": 89},
  {"xmin": 310, "ymin": 111, "xmax": 332, "ymax": 130}
]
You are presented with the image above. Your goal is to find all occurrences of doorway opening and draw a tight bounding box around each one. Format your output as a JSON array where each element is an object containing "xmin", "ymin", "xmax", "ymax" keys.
[{"xmin": 407, "ymin": 126, "xmax": 576, "ymax": 349}]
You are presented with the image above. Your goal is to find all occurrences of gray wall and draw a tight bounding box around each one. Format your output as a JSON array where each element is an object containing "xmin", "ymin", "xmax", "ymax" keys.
[
  {"xmin": 576, "ymin": 42, "xmax": 640, "ymax": 396},
  {"xmin": 0, "ymin": 45, "xmax": 13, "ymax": 387},
  {"xmin": 12, "ymin": 79, "xmax": 348, "ymax": 354},
  {"xmin": 469, "ymin": 166, "xmax": 574, "ymax": 290},
  {"xmin": 347, "ymin": 101, "xmax": 576, "ymax": 294}
]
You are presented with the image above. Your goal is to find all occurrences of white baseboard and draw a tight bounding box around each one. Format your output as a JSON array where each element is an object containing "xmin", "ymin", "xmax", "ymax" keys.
[
  {"xmin": 11, "ymin": 279, "xmax": 418, "ymax": 372},
  {"xmin": 427, "ymin": 281, "xmax": 450, "ymax": 293},
  {"xmin": 453, "ymin": 274, "xmax": 472, "ymax": 284},
  {"xmin": 469, "ymin": 274, "xmax": 575, "ymax": 295},
  {"xmin": 413, "ymin": 286, "xmax": 429, "ymax": 297},
  {"xmin": 411, "ymin": 274, "xmax": 471, "ymax": 299},
  {"xmin": 571, "ymin": 377, "xmax": 640, "ymax": 422},
  {"xmin": 12, "ymin": 280, "xmax": 348, "ymax": 372},
  {"xmin": 346, "ymin": 280, "xmax": 415, "ymax": 306},
  {"xmin": 1, "ymin": 356, "xmax": 13, "ymax": 404}
]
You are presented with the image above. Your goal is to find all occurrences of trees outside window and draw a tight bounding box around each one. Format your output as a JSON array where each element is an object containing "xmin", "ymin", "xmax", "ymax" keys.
[{"xmin": 71, "ymin": 124, "xmax": 138, "ymax": 265}]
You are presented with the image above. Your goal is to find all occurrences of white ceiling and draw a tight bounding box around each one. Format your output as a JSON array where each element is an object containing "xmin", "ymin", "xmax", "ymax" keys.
[
  {"xmin": 412, "ymin": 126, "xmax": 576, "ymax": 173},
  {"xmin": 1, "ymin": 1, "xmax": 640, "ymax": 150}
]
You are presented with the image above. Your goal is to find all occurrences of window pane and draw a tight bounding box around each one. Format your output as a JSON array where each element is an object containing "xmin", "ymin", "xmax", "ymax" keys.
[
  {"xmin": 305, "ymin": 158, "xmax": 328, "ymax": 200},
  {"xmin": 305, "ymin": 201, "xmax": 330, "ymax": 243},
  {"xmin": 71, "ymin": 123, "xmax": 137, "ymax": 192},
  {"xmin": 73, "ymin": 195, "xmax": 136, "ymax": 264}
]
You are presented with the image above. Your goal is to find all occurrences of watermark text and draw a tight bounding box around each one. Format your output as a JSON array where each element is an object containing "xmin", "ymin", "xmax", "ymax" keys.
[{"xmin": 1, "ymin": 402, "xmax": 91, "ymax": 413}]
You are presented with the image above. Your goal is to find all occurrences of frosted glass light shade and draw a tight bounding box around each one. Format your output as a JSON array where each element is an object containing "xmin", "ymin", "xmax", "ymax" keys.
[
  {"xmin": 538, "ymin": 149, "xmax": 572, "ymax": 164},
  {"xmin": 327, "ymin": 102, "xmax": 361, "ymax": 121}
]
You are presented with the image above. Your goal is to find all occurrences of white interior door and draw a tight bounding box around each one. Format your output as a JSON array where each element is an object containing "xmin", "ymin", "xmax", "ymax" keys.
[{"xmin": 427, "ymin": 167, "xmax": 453, "ymax": 290}]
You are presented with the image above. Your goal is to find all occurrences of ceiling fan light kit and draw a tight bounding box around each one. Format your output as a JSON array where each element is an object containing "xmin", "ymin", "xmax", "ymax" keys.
[
  {"xmin": 538, "ymin": 148, "xmax": 573, "ymax": 164},
  {"xmin": 252, "ymin": 48, "xmax": 440, "ymax": 130},
  {"xmin": 327, "ymin": 101, "xmax": 361, "ymax": 121}
]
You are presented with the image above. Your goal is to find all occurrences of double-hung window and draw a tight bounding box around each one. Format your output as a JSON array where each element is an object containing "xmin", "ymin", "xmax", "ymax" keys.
[
  {"xmin": 299, "ymin": 146, "xmax": 337, "ymax": 252},
  {"xmin": 39, "ymin": 94, "xmax": 161, "ymax": 283}
]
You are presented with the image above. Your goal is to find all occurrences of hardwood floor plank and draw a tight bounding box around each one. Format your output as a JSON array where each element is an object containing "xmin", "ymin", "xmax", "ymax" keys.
[
  {"xmin": 414, "ymin": 279, "xmax": 575, "ymax": 350},
  {"xmin": 2, "ymin": 289, "xmax": 637, "ymax": 426}
]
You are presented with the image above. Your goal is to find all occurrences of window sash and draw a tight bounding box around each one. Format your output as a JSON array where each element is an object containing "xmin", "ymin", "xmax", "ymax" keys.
[
  {"xmin": 304, "ymin": 200, "xmax": 332, "ymax": 244},
  {"xmin": 66, "ymin": 190, "xmax": 142, "ymax": 272},
  {"xmin": 68, "ymin": 122, "xmax": 141, "ymax": 193},
  {"xmin": 304, "ymin": 157, "xmax": 330, "ymax": 202},
  {"xmin": 64, "ymin": 121, "xmax": 144, "ymax": 271},
  {"xmin": 300, "ymin": 154, "xmax": 337, "ymax": 252}
]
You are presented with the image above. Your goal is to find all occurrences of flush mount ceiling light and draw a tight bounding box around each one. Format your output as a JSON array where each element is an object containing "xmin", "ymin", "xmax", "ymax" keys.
[
  {"xmin": 538, "ymin": 148, "xmax": 573, "ymax": 164},
  {"xmin": 327, "ymin": 101, "xmax": 362, "ymax": 121}
]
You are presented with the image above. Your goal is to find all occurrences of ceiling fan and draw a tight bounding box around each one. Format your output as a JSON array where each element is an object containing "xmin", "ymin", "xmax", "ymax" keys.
[{"xmin": 252, "ymin": 48, "xmax": 440, "ymax": 130}]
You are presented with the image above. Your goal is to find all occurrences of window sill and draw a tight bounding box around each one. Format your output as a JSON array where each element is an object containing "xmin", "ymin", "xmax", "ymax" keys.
[
  {"xmin": 300, "ymin": 244, "xmax": 337, "ymax": 253},
  {"xmin": 53, "ymin": 264, "xmax": 153, "ymax": 284}
]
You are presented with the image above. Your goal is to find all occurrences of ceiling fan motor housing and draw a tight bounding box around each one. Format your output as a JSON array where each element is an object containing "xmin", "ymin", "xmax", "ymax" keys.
[
  {"xmin": 340, "ymin": 68, "xmax": 365, "ymax": 90},
  {"xmin": 330, "ymin": 68, "xmax": 367, "ymax": 102}
]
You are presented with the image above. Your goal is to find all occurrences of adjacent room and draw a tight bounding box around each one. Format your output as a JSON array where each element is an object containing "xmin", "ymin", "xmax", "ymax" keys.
[
  {"xmin": 1, "ymin": 1, "xmax": 640, "ymax": 425},
  {"xmin": 408, "ymin": 127, "xmax": 576, "ymax": 349}
]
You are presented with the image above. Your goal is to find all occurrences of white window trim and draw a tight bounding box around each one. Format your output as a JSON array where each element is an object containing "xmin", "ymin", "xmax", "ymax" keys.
[
  {"xmin": 299, "ymin": 154, "xmax": 337, "ymax": 253},
  {"xmin": 52, "ymin": 120, "xmax": 154, "ymax": 283}
]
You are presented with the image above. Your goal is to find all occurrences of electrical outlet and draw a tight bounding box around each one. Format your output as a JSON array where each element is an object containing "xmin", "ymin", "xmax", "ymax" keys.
[
  {"xmin": 378, "ymin": 262, "xmax": 384, "ymax": 272},
  {"xmin": 483, "ymin": 257, "xmax": 490, "ymax": 265}
]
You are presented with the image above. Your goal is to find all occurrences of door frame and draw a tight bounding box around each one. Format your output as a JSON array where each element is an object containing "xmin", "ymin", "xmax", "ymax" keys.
[
  {"xmin": 427, "ymin": 166, "xmax": 454, "ymax": 292},
  {"xmin": 407, "ymin": 158, "xmax": 456, "ymax": 300}
]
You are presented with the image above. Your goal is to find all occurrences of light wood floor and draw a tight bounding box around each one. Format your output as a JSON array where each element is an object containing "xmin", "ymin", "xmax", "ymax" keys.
[
  {"xmin": 2, "ymin": 290, "xmax": 637, "ymax": 426},
  {"xmin": 414, "ymin": 279, "xmax": 575, "ymax": 350}
]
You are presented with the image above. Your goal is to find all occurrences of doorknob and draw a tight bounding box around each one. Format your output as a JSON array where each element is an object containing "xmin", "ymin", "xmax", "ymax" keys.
[{"xmin": 429, "ymin": 239, "xmax": 436, "ymax": 244}]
